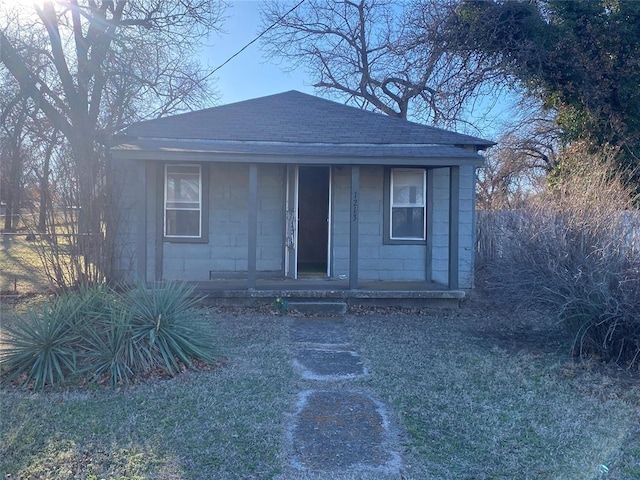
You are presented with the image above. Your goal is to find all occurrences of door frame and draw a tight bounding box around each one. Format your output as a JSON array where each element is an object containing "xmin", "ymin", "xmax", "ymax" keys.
[
  {"xmin": 285, "ymin": 165, "xmax": 298, "ymax": 279},
  {"xmin": 285, "ymin": 165, "xmax": 332, "ymax": 278}
]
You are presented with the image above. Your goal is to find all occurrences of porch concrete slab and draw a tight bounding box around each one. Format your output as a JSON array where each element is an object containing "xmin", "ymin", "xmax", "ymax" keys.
[
  {"xmin": 291, "ymin": 318, "xmax": 351, "ymax": 345},
  {"xmin": 291, "ymin": 390, "xmax": 401, "ymax": 474},
  {"xmin": 288, "ymin": 301, "xmax": 347, "ymax": 316},
  {"xmin": 294, "ymin": 349, "xmax": 366, "ymax": 380},
  {"xmin": 193, "ymin": 279, "xmax": 465, "ymax": 309}
]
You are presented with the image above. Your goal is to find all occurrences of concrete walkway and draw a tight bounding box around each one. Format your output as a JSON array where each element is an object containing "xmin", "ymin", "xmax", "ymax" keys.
[{"xmin": 286, "ymin": 316, "xmax": 402, "ymax": 477}]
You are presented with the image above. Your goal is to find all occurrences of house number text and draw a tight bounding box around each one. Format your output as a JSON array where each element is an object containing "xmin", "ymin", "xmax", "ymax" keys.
[{"xmin": 352, "ymin": 191, "xmax": 358, "ymax": 222}]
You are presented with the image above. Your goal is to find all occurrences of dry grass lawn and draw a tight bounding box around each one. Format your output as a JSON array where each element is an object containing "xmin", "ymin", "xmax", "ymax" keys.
[
  {"xmin": 0, "ymin": 235, "xmax": 51, "ymax": 294},
  {"xmin": 1, "ymin": 300, "xmax": 639, "ymax": 479},
  {"xmin": 1, "ymin": 238, "xmax": 639, "ymax": 478}
]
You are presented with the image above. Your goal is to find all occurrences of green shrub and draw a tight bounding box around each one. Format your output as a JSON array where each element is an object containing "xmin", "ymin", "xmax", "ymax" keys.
[
  {"xmin": 0, "ymin": 285, "xmax": 119, "ymax": 389},
  {"xmin": 1, "ymin": 282, "xmax": 216, "ymax": 390}
]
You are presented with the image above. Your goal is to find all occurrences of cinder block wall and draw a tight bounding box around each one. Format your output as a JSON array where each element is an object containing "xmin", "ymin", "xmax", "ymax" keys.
[
  {"xmin": 114, "ymin": 161, "xmax": 476, "ymax": 287},
  {"xmin": 430, "ymin": 167, "xmax": 449, "ymax": 285},
  {"xmin": 332, "ymin": 165, "xmax": 475, "ymax": 287},
  {"xmin": 111, "ymin": 158, "xmax": 145, "ymax": 281},
  {"xmin": 459, "ymin": 165, "xmax": 477, "ymax": 288},
  {"xmin": 331, "ymin": 166, "xmax": 428, "ymax": 282},
  {"xmin": 430, "ymin": 166, "xmax": 476, "ymax": 288},
  {"xmin": 162, "ymin": 163, "xmax": 284, "ymax": 280}
]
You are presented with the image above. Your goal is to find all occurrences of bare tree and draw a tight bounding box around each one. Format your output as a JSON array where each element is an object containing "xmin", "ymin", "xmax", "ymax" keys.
[
  {"xmin": 500, "ymin": 99, "xmax": 563, "ymax": 174},
  {"xmin": 0, "ymin": 96, "xmax": 25, "ymax": 232},
  {"xmin": 477, "ymin": 143, "xmax": 541, "ymax": 210},
  {"xmin": 476, "ymin": 99, "xmax": 562, "ymax": 210},
  {"xmin": 261, "ymin": 0, "xmax": 500, "ymax": 125},
  {"xmin": 0, "ymin": 70, "xmax": 60, "ymax": 235},
  {"xmin": 0, "ymin": 1, "xmax": 226, "ymax": 287}
]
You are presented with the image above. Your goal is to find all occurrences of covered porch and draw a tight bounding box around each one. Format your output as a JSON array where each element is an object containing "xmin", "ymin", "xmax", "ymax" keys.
[{"xmin": 235, "ymin": 163, "xmax": 467, "ymax": 293}]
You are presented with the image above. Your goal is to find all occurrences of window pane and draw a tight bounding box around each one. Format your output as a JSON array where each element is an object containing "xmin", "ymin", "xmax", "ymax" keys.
[
  {"xmin": 166, "ymin": 210, "xmax": 200, "ymax": 237},
  {"xmin": 392, "ymin": 171, "xmax": 424, "ymax": 205},
  {"xmin": 166, "ymin": 174, "xmax": 200, "ymax": 203},
  {"xmin": 166, "ymin": 202, "xmax": 199, "ymax": 209},
  {"xmin": 392, "ymin": 207, "xmax": 424, "ymax": 239},
  {"xmin": 165, "ymin": 165, "xmax": 201, "ymax": 238}
]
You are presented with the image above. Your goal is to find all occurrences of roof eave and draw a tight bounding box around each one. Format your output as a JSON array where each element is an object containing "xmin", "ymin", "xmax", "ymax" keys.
[{"xmin": 110, "ymin": 148, "xmax": 485, "ymax": 167}]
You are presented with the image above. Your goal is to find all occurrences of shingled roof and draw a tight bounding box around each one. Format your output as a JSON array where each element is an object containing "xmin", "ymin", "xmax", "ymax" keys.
[{"xmin": 112, "ymin": 90, "xmax": 493, "ymax": 165}]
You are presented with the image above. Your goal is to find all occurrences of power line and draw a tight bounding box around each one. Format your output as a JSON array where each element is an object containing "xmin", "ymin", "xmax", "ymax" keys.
[{"xmin": 203, "ymin": 0, "xmax": 306, "ymax": 81}]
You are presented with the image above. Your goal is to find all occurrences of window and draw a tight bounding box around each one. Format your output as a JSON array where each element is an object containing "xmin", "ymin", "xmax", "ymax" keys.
[
  {"xmin": 165, "ymin": 164, "xmax": 201, "ymax": 238},
  {"xmin": 389, "ymin": 168, "xmax": 426, "ymax": 241}
]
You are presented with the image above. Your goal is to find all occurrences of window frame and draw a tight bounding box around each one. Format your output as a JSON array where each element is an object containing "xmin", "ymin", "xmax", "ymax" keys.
[
  {"xmin": 163, "ymin": 163, "xmax": 207, "ymax": 242},
  {"xmin": 383, "ymin": 167, "xmax": 428, "ymax": 245}
]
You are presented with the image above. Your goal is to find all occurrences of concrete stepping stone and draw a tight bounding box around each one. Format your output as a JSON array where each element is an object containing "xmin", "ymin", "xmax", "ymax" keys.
[
  {"xmin": 291, "ymin": 318, "xmax": 351, "ymax": 346},
  {"xmin": 294, "ymin": 348, "xmax": 366, "ymax": 380},
  {"xmin": 291, "ymin": 390, "xmax": 401, "ymax": 474}
]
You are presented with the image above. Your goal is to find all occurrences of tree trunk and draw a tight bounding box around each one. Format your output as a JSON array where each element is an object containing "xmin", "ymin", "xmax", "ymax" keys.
[
  {"xmin": 4, "ymin": 143, "xmax": 22, "ymax": 232},
  {"xmin": 37, "ymin": 140, "xmax": 53, "ymax": 233}
]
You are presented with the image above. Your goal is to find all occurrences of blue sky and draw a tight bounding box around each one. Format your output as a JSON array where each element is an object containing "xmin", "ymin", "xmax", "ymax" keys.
[
  {"xmin": 203, "ymin": 1, "xmax": 313, "ymax": 105},
  {"xmin": 201, "ymin": 1, "xmax": 513, "ymax": 139}
]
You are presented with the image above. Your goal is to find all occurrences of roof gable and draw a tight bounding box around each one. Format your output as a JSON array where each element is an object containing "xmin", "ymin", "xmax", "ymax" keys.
[{"xmin": 121, "ymin": 90, "xmax": 493, "ymax": 149}]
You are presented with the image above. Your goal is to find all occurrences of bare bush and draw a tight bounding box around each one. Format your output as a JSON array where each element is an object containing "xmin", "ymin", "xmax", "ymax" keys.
[{"xmin": 479, "ymin": 145, "xmax": 640, "ymax": 368}]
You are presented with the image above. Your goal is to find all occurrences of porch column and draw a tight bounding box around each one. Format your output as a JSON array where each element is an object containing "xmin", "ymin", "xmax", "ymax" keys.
[
  {"xmin": 154, "ymin": 163, "xmax": 164, "ymax": 281},
  {"xmin": 135, "ymin": 161, "xmax": 147, "ymax": 282},
  {"xmin": 349, "ymin": 166, "xmax": 360, "ymax": 289},
  {"xmin": 448, "ymin": 165, "xmax": 460, "ymax": 290},
  {"xmin": 247, "ymin": 164, "xmax": 258, "ymax": 289}
]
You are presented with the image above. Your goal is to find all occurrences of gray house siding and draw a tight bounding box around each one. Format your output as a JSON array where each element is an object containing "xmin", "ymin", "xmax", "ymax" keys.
[
  {"xmin": 333, "ymin": 165, "xmax": 475, "ymax": 286},
  {"xmin": 430, "ymin": 165, "xmax": 476, "ymax": 287},
  {"xmin": 111, "ymin": 158, "xmax": 144, "ymax": 281},
  {"xmin": 257, "ymin": 165, "xmax": 286, "ymax": 272},
  {"xmin": 459, "ymin": 165, "xmax": 477, "ymax": 288},
  {"xmin": 331, "ymin": 166, "xmax": 428, "ymax": 282},
  {"xmin": 112, "ymin": 161, "xmax": 283, "ymax": 282},
  {"xmin": 162, "ymin": 163, "xmax": 284, "ymax": 281},
  {"xmin": 113, "ymin": 161, "xmax": 477, "ymax": 288}
]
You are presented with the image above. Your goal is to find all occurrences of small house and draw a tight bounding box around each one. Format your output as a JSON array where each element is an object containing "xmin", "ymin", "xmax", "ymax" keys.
[{"xmin": 111, "ymin": 91, "xmax": 492, "ymax": 305}]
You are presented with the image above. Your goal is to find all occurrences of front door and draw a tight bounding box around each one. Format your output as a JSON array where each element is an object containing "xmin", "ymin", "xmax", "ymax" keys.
[{"xmin": 297, "ymin": 166, "xmax": 331, "ymax": 276}]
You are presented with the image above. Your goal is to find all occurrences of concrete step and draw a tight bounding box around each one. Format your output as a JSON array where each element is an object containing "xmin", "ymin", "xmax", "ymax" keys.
[{"xmin": 287, "ymin": 301, "xmax": 347, "ymax": 316}]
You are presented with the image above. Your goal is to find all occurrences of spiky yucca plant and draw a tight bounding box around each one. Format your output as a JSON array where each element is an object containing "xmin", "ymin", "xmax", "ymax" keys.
[
  {"xmin": 1, "ymin": 309, "xmax": 78, "ymax": 390},
  {"xmin": 2, "ymin": 282, "xmax": 217, "ymax": 390},
  {"xmin": 125, "ymin": 282, "xmax": 216, "ymax": 375}
]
